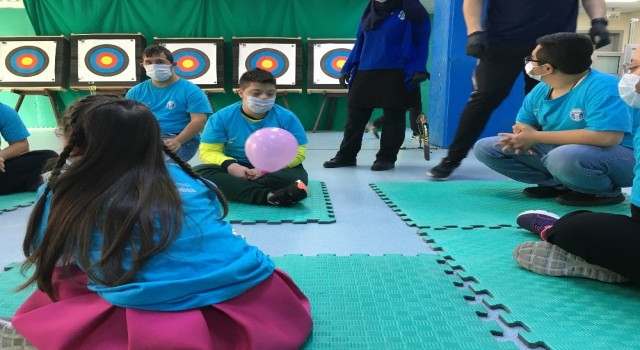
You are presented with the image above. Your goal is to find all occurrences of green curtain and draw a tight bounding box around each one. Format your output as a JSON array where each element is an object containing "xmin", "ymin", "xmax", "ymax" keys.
[{"xmin": 21, "ymin": 0, "xmax": 430, "ymax": 130}]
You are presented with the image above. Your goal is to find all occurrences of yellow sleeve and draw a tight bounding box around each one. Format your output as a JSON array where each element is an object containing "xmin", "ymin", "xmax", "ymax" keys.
[
  {"xmin": 287, "ymin": 144, "xmax": 306, "ymax": 168},
  {"xmin": 199, "ymin": 142, "xmax": 235, "ymax": 166}
]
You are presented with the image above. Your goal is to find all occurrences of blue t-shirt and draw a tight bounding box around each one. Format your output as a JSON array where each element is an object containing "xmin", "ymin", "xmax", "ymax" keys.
[
  {"xmin": 34, "ymin": 164, "xmax": 274, "ymax": 311},
  {"xmin": 631, "ymin": 109, "xmax": 640, "ymax": 207},
  {"xmin": 485, "ymin": 0, "xmax": 579, "ymax": 45},
  {"xmin": 0, "ymin": 102, "xmax": 29, "ymax": 147},
  {"xmin": 201, "ymin": 101, "xmax": 308, "ymax": 165},
  {"xmin": 125, "ymin": 78, "xmax": 212, "ymax": 138},
  {"xmin": 516, "ymin": 69, "xmax": 636, "ymax": 149},
  {"xmin": 342, "ymin": 10, "xmax": 430, "ymax": 89}
]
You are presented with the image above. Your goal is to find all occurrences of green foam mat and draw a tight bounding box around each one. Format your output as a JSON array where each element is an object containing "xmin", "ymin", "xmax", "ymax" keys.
[
  {"xmin": 0, "ymin": 264, "xmax": 34, "ymax": 320},
  {"xmin": 0, "ymin": 192, "xmax": 35, "ymax": 213},
  {"xmin": 273, "ymin": 254, "xmax": 514, "ymax": 349},
  {"xmin": 226, "ymin": 181, "xmax": 335, "ymax": 224},
  {"xmin": 421, "ymin": 228, "xmax": 640, "ymax": 350},
  {"xmin": 371, "ymin": 181, "xmax": 630, "ymax": 229}
]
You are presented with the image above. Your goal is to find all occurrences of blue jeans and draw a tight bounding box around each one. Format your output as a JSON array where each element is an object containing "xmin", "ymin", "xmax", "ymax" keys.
[
  {"xmin": 473, "ymin": 136, "xmax": 635, "ymax": 197},
  {"xmin": 163, "ymin": 133, "xmax": 200, "ymax": 162}
]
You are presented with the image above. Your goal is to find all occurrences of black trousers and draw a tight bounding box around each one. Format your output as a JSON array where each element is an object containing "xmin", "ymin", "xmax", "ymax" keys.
[
  {"xmin": 446, "ymin": 44, "xmax": 539, "ymax": 163},
  {"xmin": 546, "ymin": 207, "xmax": 640, "ymax": 282},
  {"xmin": 0, "ymin": 150, "xmax": 58, "ymax": 195},
  {"xmin": 335, "ymin": 107, "xmax": 406, "ymax": 164}
]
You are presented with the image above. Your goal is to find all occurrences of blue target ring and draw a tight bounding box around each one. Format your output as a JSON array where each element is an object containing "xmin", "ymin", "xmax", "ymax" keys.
[
  {"xmin": 6, "ymin": 46, "xmax": 49, "ymax": 77},
  {"xmin": 85, "ymin": 44, "xmax": 129, "ymax": 76},
  {"xmin": 173, "ymin": 48, "xmax": 210, "ymax": 79},
  {"xmin": 245, "ymin": 48, "xmax": 289, "ymax": 78},
  {"xmin": 319, "ymin": 49, "xmax": 350, "ymax": 79}
]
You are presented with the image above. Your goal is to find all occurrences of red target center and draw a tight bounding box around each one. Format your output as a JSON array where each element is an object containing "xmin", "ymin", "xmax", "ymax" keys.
[
  {"xmin": 330, "ymin": 57, "xmax": 347, "ymax": 72},
  {"xmin": 177, "ymin": 56, "xmax": 199, "ymax": 72},
  {"xmin": 16, "ymin": 54, "xmax": 38, "ymax": 69},
  {"xmin": 256, "ymin": 57, "xmax": 279, "ymax": 72},
  {"xmin": 95, "ymin": 52, "xmax": 118, "ymax": 68}
]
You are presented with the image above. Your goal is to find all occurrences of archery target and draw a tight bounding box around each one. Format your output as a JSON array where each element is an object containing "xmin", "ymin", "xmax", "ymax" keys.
[
  {"xmin": 0, "ymin": 40, "xmax": 57, "ymax": 83},
  {"xmin": 162, "ymin": 42, "xmax": 218, "ymax": 84},
  {"xmin": 312, "ymin": 43, "xmax": 353, "ymax": 85},
  {"xmin": 238, "ymin": 43, "xmax": 297, "ymax": 85},
  {"xmin": 77, "ymin": 39, "xmax": 136, "ymax": 83}
]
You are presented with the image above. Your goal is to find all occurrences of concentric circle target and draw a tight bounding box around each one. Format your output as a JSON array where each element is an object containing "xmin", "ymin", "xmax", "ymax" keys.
[
  {"xmin": 173, "ymin": 48, "xmax": 210, "ymax": 79},
  {"xmin": 85, "ymin": 44, "xmax": 129, "ymax": 76},
  {"xmin": 245, "ymin": 48, "xmax": 289, "ymax": 78},
  {"xmin": 319, "ymin": 48, "xmax": 350, "ymax": 79},
  {"xmin": 5, "ymin": 46, "xmax": 49, "ymax": 77}
]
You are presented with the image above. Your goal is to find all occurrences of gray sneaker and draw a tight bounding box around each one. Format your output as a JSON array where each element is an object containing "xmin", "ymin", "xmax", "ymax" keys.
[{"xmin": 513, "ymin": 241, "xmax": 628, "ymax": 283}]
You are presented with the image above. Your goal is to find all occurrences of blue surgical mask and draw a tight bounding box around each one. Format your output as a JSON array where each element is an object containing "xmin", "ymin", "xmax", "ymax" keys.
[
  {"xmin": 145, "ymin": 64, "xmax": 173, "ymax": 82},
  {"xmin": 618, "ymin": 73, "xmax": 640, "ymax": 108},
  {"xmin": 246, "ymin": 96, "xmax": 276, "ymax": 114}
]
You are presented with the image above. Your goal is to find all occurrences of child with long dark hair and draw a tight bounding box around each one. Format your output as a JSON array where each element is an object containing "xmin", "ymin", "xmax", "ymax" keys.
[{"xmin": 11, "ymin": 95, "xmax": 312, "ymax": 350}]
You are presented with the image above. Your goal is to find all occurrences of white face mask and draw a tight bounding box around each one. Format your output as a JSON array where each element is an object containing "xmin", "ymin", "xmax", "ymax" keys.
[
  {"xmin": 374, "ymin": 0, "xmax": 388, "ymax": 2},
  {"xmin": 618, "ymin": 73, "xmax": 640, "ymax": 108},
  {"xmin": 145, "ymin": 64, "xmax": 173, "ymax": 82},
  {"xmin": 246, "ymin": 96, "xmax": 276, "ymax": 114},
  {"xmin": 525, "ymin": 62, "xmax": 549, "ymax": 81}
]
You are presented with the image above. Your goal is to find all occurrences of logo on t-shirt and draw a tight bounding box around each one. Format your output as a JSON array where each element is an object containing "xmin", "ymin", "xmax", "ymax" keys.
[
  {"xmin": 398, "ymin": 11, "xmax": 405, "ymax": 21},
  {"xmin": 569, "ymin": 108, "xmax": 584, "ymax": 122},
  {"xmin": 166, "ymin": 101, "xmax": 176, "ymax": 110},
  {"xmin": 175, "ymin": 182, "xmax": 196, "ymax": 193}
]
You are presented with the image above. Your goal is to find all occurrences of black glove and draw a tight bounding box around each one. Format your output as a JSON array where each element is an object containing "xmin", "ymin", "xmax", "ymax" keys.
[
  {"xmin": 410, "ymin": 71, "xmax": 429, "ymax": 85},
  {"xmin": 589, "ymin": 18, "xmax": 610, "ymax": 49},
  {"xmin": 338, "ymin": 72, "xmax": 350, "ymax": 88},
  {"xmin": 465, "ymin": 31, "xmax": 488, "ymax": 58}
]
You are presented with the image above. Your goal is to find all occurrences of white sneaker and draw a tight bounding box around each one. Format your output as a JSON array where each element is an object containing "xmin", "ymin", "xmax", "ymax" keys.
[{"xmin": 513, "ymin": 241, "xmax": 628, "ymax": 283}]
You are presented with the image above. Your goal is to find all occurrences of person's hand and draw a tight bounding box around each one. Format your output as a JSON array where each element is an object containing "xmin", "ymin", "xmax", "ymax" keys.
[
  {"xmin": 410, "ymin": 71, "xmax": 430, "ymax": 85},
  {"xmin": 245, "ymin": 168, "xmax": 264, "ymax": 181},
  {"xmin": 227, "ymin": 163, "xmax": 250, "ymax": 179},
  {"xmin": 0, "ymin": 157, "xmax": 4, "ymax": 173},
  {"xmin": 163, "ymin": 138, "xmax": 182, "ymax": 153},
  {"xmin": 495, "ymin": 128, "xmax": 538, "ymax": 155},
  {"xmin": 466, "ymin": 31, "xmax": 488, "ymax": 58},
  {"xmin": 338, "ymin": 72, "xmax": 350, "ymax": 88},
  {"xmin": 589, "ymin": 18, "xmax": 610, "ymax": 49}
]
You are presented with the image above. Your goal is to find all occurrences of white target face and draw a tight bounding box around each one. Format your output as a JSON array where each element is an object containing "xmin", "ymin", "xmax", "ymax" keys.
[
  {"xmin": 237, "ymin": 43, "xmax": 297, "ymax": 86},
  {"xmin": 0, "ymin": 40, "xmax": 57, "ymax": 83},
  {"xmin": 77, "ymin": 39, "xmax": 137, "ymax": 83},
  {"xmin": 162, "ymin": 42, "xmax": 219, "ymax": 85},
  {"xmin": 312, "ymin": 42, "xmax": 353, "ymax": 85}
]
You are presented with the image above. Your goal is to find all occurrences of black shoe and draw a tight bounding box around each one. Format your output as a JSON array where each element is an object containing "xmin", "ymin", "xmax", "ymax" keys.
[
  {"xmin": 323, "ymin": 157, "xmax": 356, "ymax": 168},
  {"xmin": 428, "ymin": 159, "xmax": 460, "ymax": 180},
  {"xmin": 556, "ymin": 191, "xmax": 626, "ymax": 206},
  {"xmin": 267, "ymin": 180, "xmax": 311, "ymax": 206},
  {"xmin": 522, "ymin": 186, "xmax": 571, "ymax": 199},
  {"xmin": 371, "ymin": 160, "xmax": 394, "ymax": 171}
]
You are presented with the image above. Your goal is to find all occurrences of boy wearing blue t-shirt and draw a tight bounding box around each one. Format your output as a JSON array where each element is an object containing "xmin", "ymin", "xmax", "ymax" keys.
[
  {"xmin": 474, "ymin": 33, "xmax": 637, "ymax": 207},
  {"xmin": 126, "ymin": 45, "xmax": 212, "ymax": 161},
  {"xmin": 0, "ymin": 102, "xmax": 58, "ymax": 195},
  {"xmin": 194, "ymin": 68, "xmax": 310, "ymax": 206}
]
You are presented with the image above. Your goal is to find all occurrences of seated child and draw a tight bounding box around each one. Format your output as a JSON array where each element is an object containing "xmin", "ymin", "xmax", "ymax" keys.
[
  {"xmin": 12, "ymin": 95, "xmax": 312, "ymax": 350},
  {"xmin": 194, "ymin": 68, "xmax": 310, "ymax": 206}
]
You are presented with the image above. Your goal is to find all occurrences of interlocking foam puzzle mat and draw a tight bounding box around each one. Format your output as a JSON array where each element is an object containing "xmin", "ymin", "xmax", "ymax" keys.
[
  {"xmin": 371, "ymin": 181, "xmax": 630, "ymax": 230},
  {"xmin": 226, "ymin": 181, "xmax": 335, "ymax": 224},
  {"xmin": 1, "ymin": 256, "xmax": 515, "ymax": 349},
  {"xmin": 0, "ymin": 193, "xmax": 35, "ymax": 214},
  {"xmin": 420, "ymin": 228, "xmax": 640, "ymax": 350},
  {"xmin": 0, "ymin": 264, "xmax": 34, "ymax": 320}
]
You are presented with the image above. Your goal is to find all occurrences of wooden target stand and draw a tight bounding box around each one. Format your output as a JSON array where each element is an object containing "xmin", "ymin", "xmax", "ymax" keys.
[
  {"xmin": 309, "ymin": 89, "xmax": 347, "ymax": 133},
  {"xmin": 202, "ymin": 88, "xmax": 225, "ymax": 113},
  {"xmin": 10, "ymin": 87, "xmax": 64, "ymax": 126}
]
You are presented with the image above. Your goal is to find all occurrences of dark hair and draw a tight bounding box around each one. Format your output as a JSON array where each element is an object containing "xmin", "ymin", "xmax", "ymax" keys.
[
  {"xmin": 19, "ymin": 95, "xmax": 228, "ymax": 299},
  {"xmin": 536, "ymin": 32, "xmax": 593, "ymax": 74},
  {"xmin": 239, "ymin": 68, "xmax": 276, "ymax": 89},
  {"xmin": 142, "ymin": 44, "xmax": 174, "ymax": 63}
]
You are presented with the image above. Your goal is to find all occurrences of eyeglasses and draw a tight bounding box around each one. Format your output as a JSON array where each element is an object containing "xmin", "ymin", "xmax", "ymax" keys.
[
  {"xmin": 523, "ymin": 56, "xmax": 553, "ymax": 67},
  {"xmin": 622, "ymin": 62, "xmax": 640, "ymax": 74}
]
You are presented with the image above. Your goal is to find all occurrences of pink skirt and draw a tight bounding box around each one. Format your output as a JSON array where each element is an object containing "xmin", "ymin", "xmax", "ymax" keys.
[{"xmin": 12, "ymin": 266, "xmax": 312, "ymax": 350}]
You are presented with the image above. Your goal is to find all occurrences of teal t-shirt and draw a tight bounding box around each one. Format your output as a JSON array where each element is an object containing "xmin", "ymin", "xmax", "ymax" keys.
[
  {"xmin": 516, "ymin": 69, "xmax": 636, "ymax": 149},
  {"xmin": 35, "ymin": 164, "xmax": 274, "ymax": 311},
  {"xmin": 631, "ymin": 109, "xmax": 640, "ymax": 207},
  {"xmin": 125, "ymin": 78, "xmax": 212, "ymax": 138},
  {"xmin": 0, "ymin": 102, "xmax": 30, "ymax": 147},
  {"xmin": 201, "ymin": 101, "xmax": 308, "ymax": 165}
]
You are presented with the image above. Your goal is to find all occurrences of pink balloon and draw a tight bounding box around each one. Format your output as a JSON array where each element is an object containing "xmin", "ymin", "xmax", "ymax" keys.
[{"xmin": 245, "ymin": 127, "xmax": 298, "ymax": 172}]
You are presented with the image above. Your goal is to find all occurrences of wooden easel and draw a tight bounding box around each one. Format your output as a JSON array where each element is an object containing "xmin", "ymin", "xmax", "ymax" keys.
[
  {"xmin": 12, "ymin": 88, "xmax": 63, "ymax": 126},
  {"xmin": 310, "ymin": 90, "xmax": 347, "ymax": 133}
]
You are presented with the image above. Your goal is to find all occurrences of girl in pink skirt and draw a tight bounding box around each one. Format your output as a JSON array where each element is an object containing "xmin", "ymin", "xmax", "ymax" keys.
[{"xmin": 12, "ymin": 95, "xmax": 312, "ymax": 350}]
